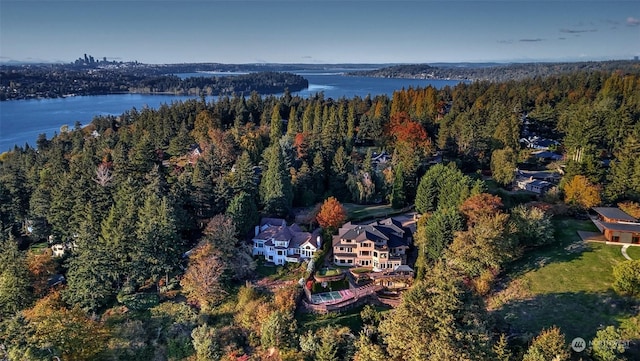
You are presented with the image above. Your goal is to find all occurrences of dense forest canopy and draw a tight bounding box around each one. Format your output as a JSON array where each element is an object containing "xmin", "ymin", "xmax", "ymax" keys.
[{"xmin": 1, "ymin": 65, "xmax": 639, "ymax": 360}]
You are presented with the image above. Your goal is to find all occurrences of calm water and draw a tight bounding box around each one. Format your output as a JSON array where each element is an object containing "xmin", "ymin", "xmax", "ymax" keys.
[{"xmin": 0, "ymin": 72, "xmax": 462, "ymax": 152}]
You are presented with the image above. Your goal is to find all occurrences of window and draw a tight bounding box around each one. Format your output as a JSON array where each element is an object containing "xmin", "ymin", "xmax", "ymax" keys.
[
  {"xmin": 347, "ymin": 259, "xmax": 353, "ymax": 264},
  {"xmin": 373, "ymin": 251, "xmax": 378, "ymax": 257}
]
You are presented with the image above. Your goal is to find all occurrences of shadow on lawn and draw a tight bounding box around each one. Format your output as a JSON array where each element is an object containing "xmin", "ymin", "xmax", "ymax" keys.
[
  {"xmin": 508, "ymin": 243, "xmax": 593, "ymax": 281},
  {"xmin": 492, "ymin": 291, "xmax": 639, "ymax": 343}
]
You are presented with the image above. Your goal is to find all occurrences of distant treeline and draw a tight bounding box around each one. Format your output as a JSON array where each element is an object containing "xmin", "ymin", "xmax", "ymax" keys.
[
  {"xmin": 349, "ymin": 60, "xmax": 640, "ymax": 82},
  {"xmin": 130, "ymin": 72, "xmax": 308, "ymax": 96},
  {"xmin": 0, "ymin": 64, "xmax": 308, "ymax": 100}
]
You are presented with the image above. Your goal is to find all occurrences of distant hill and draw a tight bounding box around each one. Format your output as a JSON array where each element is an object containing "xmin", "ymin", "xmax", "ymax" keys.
[{"xmin": 348, "ymin": 60, "xmax": 640, "ymax": 82}]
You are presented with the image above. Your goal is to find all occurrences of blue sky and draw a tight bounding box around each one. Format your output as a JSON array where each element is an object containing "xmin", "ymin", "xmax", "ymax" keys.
[{"xmin": 1, "ymin": 0, "xmax": 638, "ymax": 64}]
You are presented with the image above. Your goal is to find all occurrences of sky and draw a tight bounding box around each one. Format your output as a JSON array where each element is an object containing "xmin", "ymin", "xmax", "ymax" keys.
[{"xmin": 1, "ymin": 0, "xmax": 638, "ymax": 64}]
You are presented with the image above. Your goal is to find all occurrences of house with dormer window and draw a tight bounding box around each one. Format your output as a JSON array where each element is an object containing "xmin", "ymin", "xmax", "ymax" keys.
[{"xmin": 252, "ymin": 218, "xmax": 321, "ymax": 265}]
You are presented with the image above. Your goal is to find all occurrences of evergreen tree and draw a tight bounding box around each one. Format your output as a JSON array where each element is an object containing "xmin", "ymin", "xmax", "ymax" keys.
[
  {"xmin": 346, "ymin": 102, "xmax": 357, "ymax": 150},
  {"xmin": 99, "ymin": 178, "xmax": 140, "ymax": 288},
  {"xmin": 135, "ymin": 193, "xmax": 182, "ymax": 288},
  {"xmin": 293, "ymin": 160, "xmax": 316, "ymax": 206},
  {"xmin": 191, "ymin": 159, "xmax": 214, "ymax": 219},
  {"xmin": 390, "ymin": 164, "xmax": 406, "ymax": 209},
  {"xmin": 260, "ymin": 310, "xmax": 295, "ymax": 350},
  {"xmin": 302, "ymin": 103, "xmax": 314, "ymax": 134},
  {"xmin": 270, "ymin": 102, "xmax": 283, "ymax": 143},
  {"xmin": 259, "ymin": 146, "xmax": 293, "ymax": 217},
  {"xmin": 379, "ymin": 263, "xmax": 490, "ymax": 361},
  {"xmin": 286, "ymin": 106, "xmax": 299, "ymax": 136},
  {"xmin": 64, "ymin": 205, "xmax": 116, "ymax": 311},
  {"xmin": 226, "ymin": 191, "xmax": 259, "ymax": 237},
  {"xmin": 330, "ymin": 146, "xmax": 351, "ymax": 201},
  {"xmin": 312, "ymin": 151, "xmax": 326, "ymax": 201},
  {"xmin": 0, "ymin": 234, "xmax": 31, "ymax": 318},
  {"xmin": 416, "ymin": 209, "xmax": 463, "ymax": 267}
]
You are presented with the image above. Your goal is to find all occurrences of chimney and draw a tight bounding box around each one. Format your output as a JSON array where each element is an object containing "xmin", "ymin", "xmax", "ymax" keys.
[
  {"xmin": 317, "ymin": 235, "xmax": 322, "ymax": 248},
  {"xmin": 255, "ymin": 225, "xmax": 260, "ymax": 237}
]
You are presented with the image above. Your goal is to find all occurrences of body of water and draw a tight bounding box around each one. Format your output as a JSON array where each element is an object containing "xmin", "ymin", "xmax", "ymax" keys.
[{"xmin": 0, "ymin": 72, "xmax": 462, "ymax": 152}]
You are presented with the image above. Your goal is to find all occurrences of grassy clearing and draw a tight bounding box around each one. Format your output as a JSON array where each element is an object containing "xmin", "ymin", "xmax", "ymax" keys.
[
  {"xmin": 343, "ymin": 203, "xmax": 394, "ymax": 221},
  {"xmin": 489, "ymin": 217, "xmax": 638, "ymax": 341}
]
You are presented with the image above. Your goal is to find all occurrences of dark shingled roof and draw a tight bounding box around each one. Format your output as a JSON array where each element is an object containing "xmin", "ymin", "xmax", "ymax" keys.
[
  {"xmin": 593, "ymin": 207, "xmax": 638, "ymax": 222},
  {"xmin": 600, "ymin": 222, "xmax": 640, "ymax": 233},
  {"xmin": 333, "ymin": 217, "xmax": 411, "ymax": 249}
]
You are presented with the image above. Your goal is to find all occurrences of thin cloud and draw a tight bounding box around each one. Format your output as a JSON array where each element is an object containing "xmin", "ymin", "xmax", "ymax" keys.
[
  {"xmin": 497, "ymin": 39, "xmax": 514, "ymax": 44},
  {"xmin": 627, "ymin": 17, "xmax": 640, "ymax": 26},
  {"xmin": 520, "ymin": 38, "xmax": 544, "ymax": 42},
  {"xmin": 560, "ymin": 28, "xmax": 597, "ymax": 34},
  {"xmin": 558, "ymin": 37, "xmax": 567, "ymax": 40}
]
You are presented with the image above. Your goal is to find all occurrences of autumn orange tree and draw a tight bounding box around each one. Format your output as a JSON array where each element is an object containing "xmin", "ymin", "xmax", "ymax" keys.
[
  {"xmin": 316, "ymin": 197, "xmax": 347, "ymax": 232},
  {"xmin": 459, "ymin": 193, "xmax": 504, "ymax": 227},
  {"xmin": 26, "ymin": 249, "xmax": 56, "ymax": 298},
  {"xmin": 563, "ymin": 175, "xmax": 601, "ymax": 210},
  {"xmin": 180, "ymin": 242, "xmax": 227, "ymax": 312},
  {"xmin": 22, "ymin": 291, "xmax": 109, "ymax": 361}
]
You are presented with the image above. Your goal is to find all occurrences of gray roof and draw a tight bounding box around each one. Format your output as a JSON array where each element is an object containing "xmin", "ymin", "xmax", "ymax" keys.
[
  {"xmin": 593, "ymin": 207, "xmax": 638, "ymax": 222},
  {"xmin": 333, "ymin": 217, "xmax": 411, "ymax": 249},
  {"xmin": 394, "ymin": 265, "xmax": 414, "ymax": 272},
  {"xmin": 600, "ymin": 222, "xmax": 640, "ymax": 233}
]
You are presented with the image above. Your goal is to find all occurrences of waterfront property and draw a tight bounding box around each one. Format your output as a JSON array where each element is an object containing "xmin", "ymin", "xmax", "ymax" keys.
[
  {"xmin": 252, "ymin": 218, "xmax": 322, "ymax": 265},
  {"xmin": 332, "ymin": 217, "xmax": 411, "ymax": 269}
]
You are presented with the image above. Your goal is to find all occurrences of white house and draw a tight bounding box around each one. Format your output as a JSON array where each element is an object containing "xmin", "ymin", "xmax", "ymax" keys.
[
  {"xmin": 516, "ymin": 177, "xmax": 554, "ymax": 194},
  {"xmin": 252, "ymin": 218, "xmax": 321, "ymax": 265}
]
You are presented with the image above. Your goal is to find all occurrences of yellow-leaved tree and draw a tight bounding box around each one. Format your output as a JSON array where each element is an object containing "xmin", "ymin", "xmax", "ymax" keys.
[
  {"xmin": 22, "ymin": 291, "xmax": 109, "ymax": 361},
  {"xmin": 563, "ymin": 175, "xmax": 601, "ymax": 210}
]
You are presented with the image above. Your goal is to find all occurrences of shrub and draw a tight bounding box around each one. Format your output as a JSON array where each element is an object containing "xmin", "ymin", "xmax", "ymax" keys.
[{"xmin": 612, "ymin": 259, "xmax": 640, "ymax": 297}]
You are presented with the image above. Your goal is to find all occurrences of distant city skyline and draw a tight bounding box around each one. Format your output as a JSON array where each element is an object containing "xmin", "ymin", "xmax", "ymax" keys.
[{"xmin": 1, "ymin": 0, "xmax": 639, "ymax": 64}]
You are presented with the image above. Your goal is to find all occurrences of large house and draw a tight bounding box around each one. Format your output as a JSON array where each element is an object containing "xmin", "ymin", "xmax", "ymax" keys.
[
  {"xmin": 252, "ymin": 218, "xmax": 321, "ymax": 265},
  {"xmin": 591, "ymin": 207, "xmax": 640, "ymax": 244},
  {"xmin": 332, "ymin": 218, "xmax": 411, "ymax": 270}
]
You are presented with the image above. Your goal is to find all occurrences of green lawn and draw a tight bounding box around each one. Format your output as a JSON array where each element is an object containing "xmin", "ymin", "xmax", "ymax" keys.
[
  {"xmin": 489, "ymin": 217, "xmax": 638, "ymax": 342},
  {"xmin": 29, "ymin": 241, "xmax": 49, "ymax": 252},
  {"xmin": 317, "ymin": 268, "xmax": 342, "ymax": 277},
  {"xmin": 311, "ymin": 279, "xmax": 349, "ymax": 294},
  {"xmin": 626, "ymin": 245, "xmax": 640, "ymax": 260},
  {"xmin": 255, "ymin": 261, "xmax": 305, "ymax": 281},
  {"xmin": 343, "ymin": 203, "xmax": 408, "ymax": 221},
  {"xmin": 296, "ymin": 305, "xmax": 390, "ymax": 333}
]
